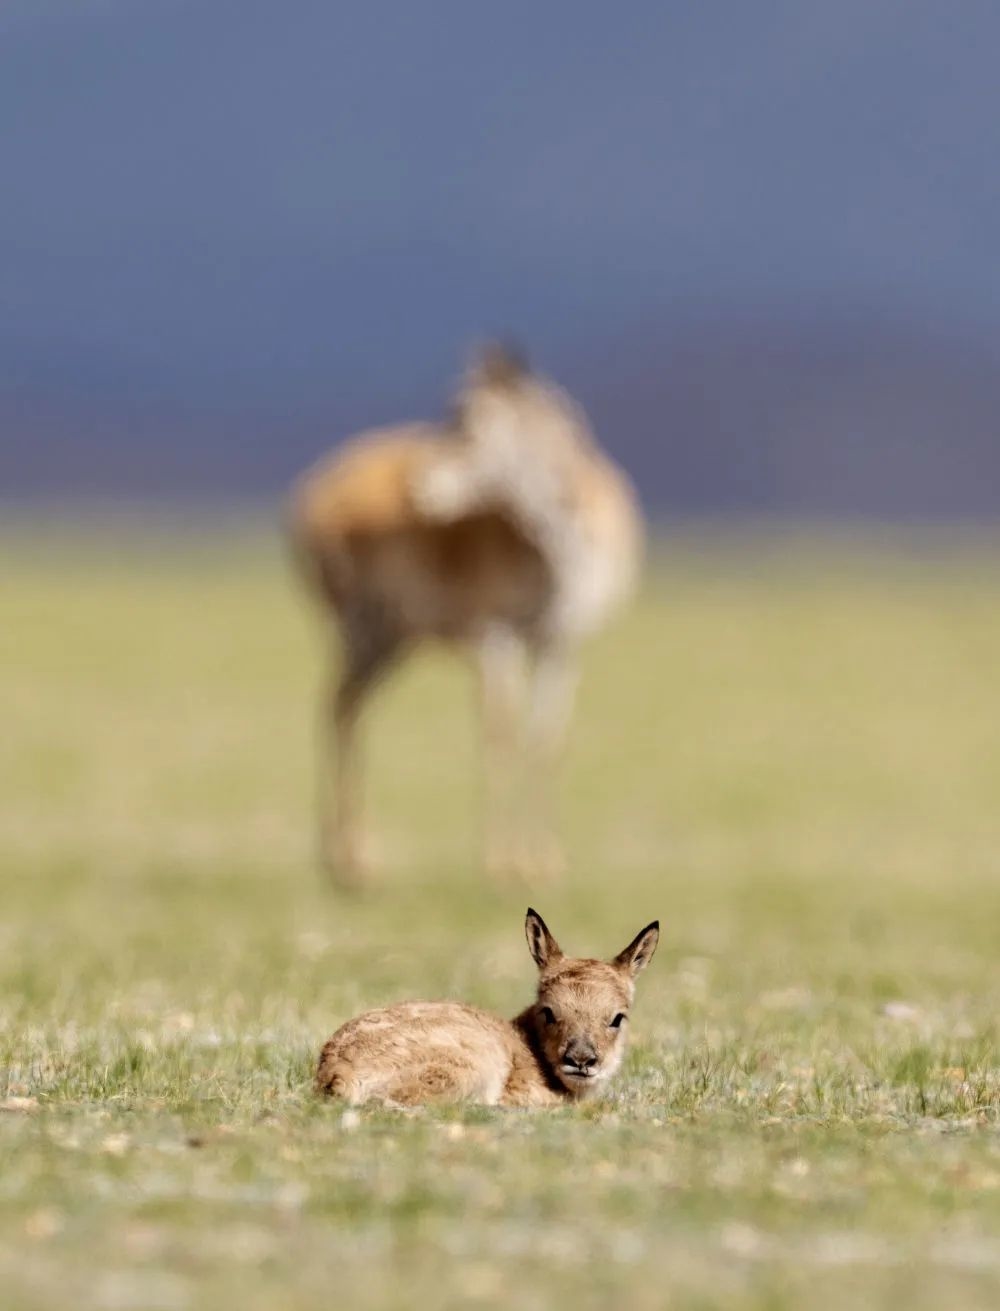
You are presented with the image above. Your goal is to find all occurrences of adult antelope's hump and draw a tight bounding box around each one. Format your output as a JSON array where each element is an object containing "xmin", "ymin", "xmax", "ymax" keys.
[
  {"xmin": 290, "ymin": 425, "xmax": 444, "ymax": 541},
  {"xmin": 288, "ymin": 423, "xmax": 552, "ymax": 636}
]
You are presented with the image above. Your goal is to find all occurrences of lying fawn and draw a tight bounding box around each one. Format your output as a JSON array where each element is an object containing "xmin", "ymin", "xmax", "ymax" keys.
[
  {"xmin": 289, "ymin": 346, "xmax": 643, "ymax": 884},
  {"xmin": 316, "ymin": 908, "xmax": 659, "ymax": 1107}
]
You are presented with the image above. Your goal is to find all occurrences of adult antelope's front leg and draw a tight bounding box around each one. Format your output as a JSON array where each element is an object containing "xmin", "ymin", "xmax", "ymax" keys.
[
  {"xmin": 519, "ymin": 644, "xmax": 578, "ymax": 880},
  {"xmin": 320, "ymin": 624, "xmax": 399, "ymax": 887},
  {"xmin": 477, "ymin": 626, "xmax": 528, "ymax": 879}
]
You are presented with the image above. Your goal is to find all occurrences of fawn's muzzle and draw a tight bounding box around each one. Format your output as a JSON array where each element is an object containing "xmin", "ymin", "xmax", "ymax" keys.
[{"xmin": 561, "ymin": 1042, "xmax": 598, "ymax": 1074}]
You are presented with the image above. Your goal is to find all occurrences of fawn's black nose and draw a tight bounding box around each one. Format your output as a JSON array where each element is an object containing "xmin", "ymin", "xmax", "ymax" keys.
[{"xmin": 562, "ymin": 1043, "xmax": 598, "ymax": 1072}]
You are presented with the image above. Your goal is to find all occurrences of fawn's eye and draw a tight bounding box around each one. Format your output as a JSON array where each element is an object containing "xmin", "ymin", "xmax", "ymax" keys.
[
  {"xmin": 609, "ymin": 1013, "xmax": 627, "ymax": 1029},
  {"xmin": 540, "ymin": 1006, "xmax": 557, "ymax": 1026}
]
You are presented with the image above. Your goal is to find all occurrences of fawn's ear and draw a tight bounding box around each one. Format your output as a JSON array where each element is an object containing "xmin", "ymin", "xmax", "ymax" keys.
[
  {"xmin": 525, "ymin": 908, "xmax": 563, "ymax": 970},
  {"xmin": 613, "ymin": 921, "xmax": 660, "ymax": 977}
]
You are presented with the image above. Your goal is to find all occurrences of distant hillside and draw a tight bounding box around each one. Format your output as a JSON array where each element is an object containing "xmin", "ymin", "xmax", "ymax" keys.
[
  {"xmin": 570, "ymin": 315, "xmax": 1000, "ymax": 518},
  {"xmin": 2, "ymin": 1, "xmax": 1000, "ymax": 520},
  {"xmin": 5, "ymin": 313, "xmax": 999, "ymax": 517}
]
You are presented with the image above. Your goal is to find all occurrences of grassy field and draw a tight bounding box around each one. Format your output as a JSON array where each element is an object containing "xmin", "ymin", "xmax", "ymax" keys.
[{"xmin": 2, "ymin": 518, "xmax": 1000, "ymax": 1310}]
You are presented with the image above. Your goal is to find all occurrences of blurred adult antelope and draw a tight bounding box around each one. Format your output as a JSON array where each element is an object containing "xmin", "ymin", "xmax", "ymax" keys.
[
  {"xmin": 289, "ymin": 346, "xmax": 643, "ymax": 885},
  {"xmin": 316, "ymin": 908, "xmax": 659, "ymax": 1107}
]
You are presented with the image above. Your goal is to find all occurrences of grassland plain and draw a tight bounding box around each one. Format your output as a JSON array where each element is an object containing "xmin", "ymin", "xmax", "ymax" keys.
[{"xmin": 2, "ymin": 517, "xmax": 1000, "ymax": 1310}]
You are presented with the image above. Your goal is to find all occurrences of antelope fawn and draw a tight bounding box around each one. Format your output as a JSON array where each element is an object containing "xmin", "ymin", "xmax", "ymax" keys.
[
  {"xmin": 316, "ymin": 908, "xmax": 659, "ymax": 1107},
  {"xmin": 289, "ymin": 346, "xmax": 643, "ymax": 884}
]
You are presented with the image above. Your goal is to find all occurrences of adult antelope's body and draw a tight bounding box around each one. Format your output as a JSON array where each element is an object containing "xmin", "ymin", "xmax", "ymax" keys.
[
  {"xmin": 317, "ymin": 909, "xmax": 659, "ymax": 1107},
  {"xmin": 289, "ymin": 348, "xmax": 643, "ymax": 883}
]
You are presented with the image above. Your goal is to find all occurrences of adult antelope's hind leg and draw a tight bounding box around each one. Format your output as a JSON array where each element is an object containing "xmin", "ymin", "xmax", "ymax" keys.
[
  {"xmin": 520, "ymin": 644, "xmax": 578, "ymax": 880},
  {"xmin": 477, "ymin": 626, "xmax": 528, "ymax": 879},
  {"xmin": 319, "ymin": 620, "xmax": 401, "ymax": 887}
]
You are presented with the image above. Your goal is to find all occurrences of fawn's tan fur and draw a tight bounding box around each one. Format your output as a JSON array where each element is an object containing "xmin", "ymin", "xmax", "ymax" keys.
[
  {"xmin": 316, "ymin": 909, "xmax": 659, "ymax": 1107},
  {"xmin": 288, "ymin": 347, "xmax": 644, "ymax": 884}
]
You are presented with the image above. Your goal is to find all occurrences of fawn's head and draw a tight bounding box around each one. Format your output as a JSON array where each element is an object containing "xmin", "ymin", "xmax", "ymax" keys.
[{"xmin": 524, "ymin": 908, "xmax": 659, "ymax": 1095}]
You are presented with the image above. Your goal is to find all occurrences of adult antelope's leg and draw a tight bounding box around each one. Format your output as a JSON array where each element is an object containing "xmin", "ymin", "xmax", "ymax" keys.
[
  {"xmin": 476, "ymin": 626, "xmax": 528, "ymax": 878},
  {"xmin": 520, "ymin": 643, "xmax": 578, "ymax": 879},
  {"xmin": 320, "ymin": 619, "xmax": 400, "ymax": 886}
]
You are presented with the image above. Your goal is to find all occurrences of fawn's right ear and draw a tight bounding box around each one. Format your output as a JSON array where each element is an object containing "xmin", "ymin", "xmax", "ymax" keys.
[{"xmin": 525, "ymin": 908, "xmax": 563, "ymax": 970}]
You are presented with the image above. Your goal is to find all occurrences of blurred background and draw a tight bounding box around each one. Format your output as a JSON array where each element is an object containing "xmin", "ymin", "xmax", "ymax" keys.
[
  {"xmin": 3, "ymin": 0, "xmax": 1000, "ymax": 517},
  {"xmin": 4, "ymin": 9, "xmax": 1000, "ymax": 1307}
]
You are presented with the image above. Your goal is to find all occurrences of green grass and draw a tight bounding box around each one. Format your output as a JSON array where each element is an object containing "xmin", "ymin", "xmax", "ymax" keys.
[{"xmin": 3, "ymin": 519, "xmax": 1000, "ymax": 1309}]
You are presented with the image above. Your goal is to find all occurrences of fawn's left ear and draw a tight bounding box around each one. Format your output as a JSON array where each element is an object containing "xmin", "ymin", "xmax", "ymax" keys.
[{"xmin": 613, "ymin": 921, "xmax": 660, "ymax": 977}]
